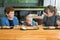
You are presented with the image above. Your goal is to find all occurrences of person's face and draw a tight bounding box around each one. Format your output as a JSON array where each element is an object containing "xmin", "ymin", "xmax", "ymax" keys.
[
  {"xmin": 26, "ymin": 17, "xmax": 32, "ymax": 24},
  {"xmin": 6, "ymin": 11, "xmax": 14, "ymax": 18},
  {"xmin": 45, "ymin": 9, "xmax": 54, "ymax": 17}
]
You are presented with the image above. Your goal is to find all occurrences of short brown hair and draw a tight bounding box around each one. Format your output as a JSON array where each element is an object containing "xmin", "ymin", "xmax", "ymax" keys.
[
  {"xmin": 44, "ymin": 5, "xmax": 57, "ymax": 15},
  {"xmin": 4, "ymin": 7, "xmax": 14, "ymax": 14}
]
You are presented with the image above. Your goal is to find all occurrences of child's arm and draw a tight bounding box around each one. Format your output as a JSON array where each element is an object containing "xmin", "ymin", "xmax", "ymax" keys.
[{"xmin": 35, "ymin": 22, "xmax": 38, "ymax": 26}]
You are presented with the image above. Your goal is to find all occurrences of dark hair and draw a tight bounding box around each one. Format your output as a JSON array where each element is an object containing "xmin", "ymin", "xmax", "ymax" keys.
[
  {"xmin": 4, "ymin": 7, "xmax": 14, "ymax": 14},
  {"xmin": 44, "ymin": 5, "xmax": 57, "ymax": 15}
]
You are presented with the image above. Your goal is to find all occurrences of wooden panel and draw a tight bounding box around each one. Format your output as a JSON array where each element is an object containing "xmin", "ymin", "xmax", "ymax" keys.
[{"xmin": 14, "ymin": 8, "xmax": 44, "ymax": 11}]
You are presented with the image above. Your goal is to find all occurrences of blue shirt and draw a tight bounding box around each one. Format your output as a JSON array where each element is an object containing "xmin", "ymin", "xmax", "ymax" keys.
[{"xmin": 1, "ymin": 16, "xmax": 19, "ymax": 27}]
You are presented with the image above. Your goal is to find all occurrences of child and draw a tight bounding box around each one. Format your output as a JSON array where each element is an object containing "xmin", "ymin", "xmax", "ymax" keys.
[
  {"xmin": 1, "ymin": 7, "xmax": 19, "ymax": 28},
  {"xmin": 43, "ymin": 5, "xmax": 58, "ymax": 27},
  {"xmin": 25, "ymin": 15, "xmax": 38, "ymax": 26},
  {"xmin": 20, "ymin": 15, "xmax": 38, "ymax": 30}
]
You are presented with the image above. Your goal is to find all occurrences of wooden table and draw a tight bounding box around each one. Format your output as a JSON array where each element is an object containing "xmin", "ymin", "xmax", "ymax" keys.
[{"xmin": 0, "ymin": 26, "xmax": 60, "ymax": 40}]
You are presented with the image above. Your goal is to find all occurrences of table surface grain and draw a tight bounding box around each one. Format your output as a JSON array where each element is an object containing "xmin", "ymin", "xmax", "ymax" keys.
[{"xmin": 0, "ymin": 26, "xmax": 60, "ymax": 40}]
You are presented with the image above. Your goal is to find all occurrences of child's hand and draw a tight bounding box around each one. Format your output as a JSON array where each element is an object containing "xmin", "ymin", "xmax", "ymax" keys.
[
  {"xmin": 48, "ymin": 26, "xmax": 55, "ymax": 29},
  {"xmin": 13, "ymin": 25, "xmax": 20, "ymax": 29},
  {"xmin": 57, "ymin": 26, "xmax": 60, "ymax": 28}
]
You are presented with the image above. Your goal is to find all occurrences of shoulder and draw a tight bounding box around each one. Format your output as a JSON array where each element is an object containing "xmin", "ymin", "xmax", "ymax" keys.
[
  {"xmin": 13, "ymin": 16, "xmax": 18, "ymax": 21},
  {"xmin": 14, "ymin": 16, "xmax": 18, "ymax": 19},
  {"xmin": 1, "ymin": 16, "xmax": 8, "ymax": 23},
  {"xmin": 1, "ymin": 16, "xmax": 8, "ymax": 20}
]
